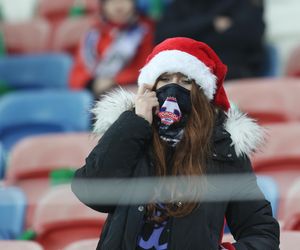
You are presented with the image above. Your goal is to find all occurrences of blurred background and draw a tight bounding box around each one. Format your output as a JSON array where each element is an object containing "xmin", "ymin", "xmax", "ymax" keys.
[{"xmin": 0, "ymin": 0, "xmax": 300, "ymax": 249}]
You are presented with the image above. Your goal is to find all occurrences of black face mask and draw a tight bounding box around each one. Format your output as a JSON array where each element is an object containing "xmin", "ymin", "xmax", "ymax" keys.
[{"xmin": 155, "ymin": 84, "xmax": 192, "ymax": 146}]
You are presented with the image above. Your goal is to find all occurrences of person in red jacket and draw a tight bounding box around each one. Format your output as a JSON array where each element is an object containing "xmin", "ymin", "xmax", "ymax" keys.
[{"xmin": 70, "ymin": 0, "xmax": 154, "ymax": 97}]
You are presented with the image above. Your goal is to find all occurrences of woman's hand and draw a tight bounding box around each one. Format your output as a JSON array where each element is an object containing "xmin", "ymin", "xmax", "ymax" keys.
[{"xmin": 135, "ymin": 85, "xmax": 159, "ymax": 124}]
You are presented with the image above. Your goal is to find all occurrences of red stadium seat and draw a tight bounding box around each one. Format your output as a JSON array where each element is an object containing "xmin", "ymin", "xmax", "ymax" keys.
[
  {"xmin": 222, "ymin": 231, "xmax": 300, "ymax": 249},
  {"xmin": 283, "ymin": 179, "xmax": 300, "ymax": 230},
  {"xmin": 252, "ymin": 122, "xmax": 300, "ymax": 219},
  {"xmin": 225, "ymin": 78, "xmax": 300, "ymax": 124},
  {"xmin": 38, "ymin": 0, "xmax": 98, "ymax": 24},
  {"xmin": 32, "ymin": 185, "xmax": 106, "ymax": 250},
  {"xmin": 6, "ymin": 133, "xmax": 99, "ymax": 227},
  {"xmin": 0, "ymin": 241, "xmax": 43, "ymax": 250},
  {"xmin": 285, "ymin": 45, "xmax": 300, "ymax": 77},
  {"xmin": 0, "ymin": 19, "xmax": 51, "ymax": 54},
  {"xmin": 63, "ymin": 238, "xmax": 98, "ymax": 250},
  {"xmin": 280, "ymin": 231, "xmax": 300, "ymax": 248},
  {"xmin": 51, "ymin": 16, "xmax": 96, "ymax": 55}
]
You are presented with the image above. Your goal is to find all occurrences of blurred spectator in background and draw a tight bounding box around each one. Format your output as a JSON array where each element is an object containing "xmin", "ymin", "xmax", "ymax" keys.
[
  {"xmin": 155, "ymin": 0, "xmax": 266, "ymax": 80},
  {"xmin": 70, "ymin": 0, "xmax": 154, "ymax": 98}
]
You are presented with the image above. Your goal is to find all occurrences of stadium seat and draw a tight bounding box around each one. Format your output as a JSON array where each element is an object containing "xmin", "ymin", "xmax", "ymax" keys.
[
  {"xmin": 0, "ymin": 19, "xmax": 51, "ymax": 54},
  {"xmin": 0, "ymin": 240, "xmax": 43, "ymax": 250},
  {"xmin": 63, "ymin": 238, "xmax": 98, "ymax": 250},
  {"xmin": 285, "ymin": 44, "xmax": 300, "ymax": 77},
  {"xmin": 0, "ymin": 143, "xmax": 5, "ymax": 178},
  {"xmin": 283, "ymin": 179, "xmax": 300, "ymax": 230},
  {"xmin": 280, "ymin": 231, "xmax": 300, "ymax": 249},
  {"xmin": 32, "ymin": 184, "xmax": 107, "ymax": 250},
  {"xmin": 6, "ymin": 133, "xmax": 99, "ymax": 227},
  {"xmin": 225, "ymin": 78, "xmax": 300, "ymax": 124},
  {"xmin": 260, "ymin": 44, "xmax": 279, "ymax": 77},
  {"xmin": 252, "ymin": 122, "xmax": 300, "ymax": 219},
  {"xmin": 0, "ymin": 90, "xmax": 93, "ymax": 151},
  {"xmin": 51, "ymin": 16, "xmax": 96, "ymax": 55},
  {"xmin": 257, "ymin": 175, "xmax": 279, "ymax": 217},
  {"xmin": 0, "ymin": 54, "xmax": 73, "ymax": 90},
  {"xmin": 0, "ymin": 0, "xmax": 38, "ymax": 23},
  {"xmin": 222, "ymin": 231, "xmax": 300, "ymax": 249},
  {"xmin": 0, "ymin": 187, "xmax": 26, "ymax": 239},
  {"xmin": 38, "ymin": 0, "xmax": 98, "ymax": 24},
  {"xmin": 224, "ymin": 175, "xmax": 279, "ymax": 233}
]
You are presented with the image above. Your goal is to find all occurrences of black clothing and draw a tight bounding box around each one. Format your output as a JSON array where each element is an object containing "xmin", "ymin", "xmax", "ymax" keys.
[
  {"xmin": 71, "ymin": 110, "xmax": 280, "ymax": 250},
  {"xmin": 155, "ymin": 0, "xmax": 266, "ymax": 79}
]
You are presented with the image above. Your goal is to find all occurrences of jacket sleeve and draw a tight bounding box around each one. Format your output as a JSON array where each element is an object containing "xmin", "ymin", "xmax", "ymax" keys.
[
  {"xmin": 225, "ymin": 155, "xmax": 280, "ymax": 250},
  {"xmin": 71, "ymin": 111, "xmax": 152, "ymax": 213}
]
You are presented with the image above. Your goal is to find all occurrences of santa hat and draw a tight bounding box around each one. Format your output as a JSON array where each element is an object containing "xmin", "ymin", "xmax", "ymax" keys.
[{"xmin": 138, "ymin": 37, "xmax": 230, "ymax": 111}]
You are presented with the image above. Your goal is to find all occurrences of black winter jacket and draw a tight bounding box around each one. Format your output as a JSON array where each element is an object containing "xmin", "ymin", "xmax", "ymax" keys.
[{"xmin": 72, "ymin": 105, "xmax": 280, "ymax": 249}]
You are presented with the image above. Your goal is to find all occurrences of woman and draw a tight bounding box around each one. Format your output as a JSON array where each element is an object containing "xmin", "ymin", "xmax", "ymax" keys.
[
  {"xmin": 71, "ymin": 37, "xmax": 280, "ymax": 249},
  {"xmin": 70, "ymin": 0, "xmax": 154, "ymax": 97}
]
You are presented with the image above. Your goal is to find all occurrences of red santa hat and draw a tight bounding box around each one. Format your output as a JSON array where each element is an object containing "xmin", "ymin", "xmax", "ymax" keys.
[{"xmin": 138, "ymin": 37, "xmax": 230, "ymax": 111}]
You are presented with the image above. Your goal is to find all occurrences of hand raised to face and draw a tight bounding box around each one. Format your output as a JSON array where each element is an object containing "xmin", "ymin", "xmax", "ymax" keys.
[{"xmin": 135, "ymin": 84, "xmax": 159, "ymax": 124}]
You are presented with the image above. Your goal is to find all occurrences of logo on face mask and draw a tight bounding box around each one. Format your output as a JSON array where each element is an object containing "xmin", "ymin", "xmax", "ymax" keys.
[{"xmin": 158, "ymin": 97, "xmax": 182, "ymax": 126}]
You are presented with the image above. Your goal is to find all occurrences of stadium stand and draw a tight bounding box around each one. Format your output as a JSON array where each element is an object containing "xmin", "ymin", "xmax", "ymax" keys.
[
  {"xmin": 0, "ymin": 240, "xmax": 43, "ymax": 250},
  {"xmin": 285, "ymin": 44, "xmax": 300, "ymax": 77},
  {"xmin": 51, "ymin": 16, "xmax": 96, "ymax": 55},
  {"xmin": 222, "ymin": 231, "xmax": 300, "ymax": 249},
  {"xmin": 5, "ymin": 132, "xmax": 99, "ymax": 227},
  {"xmin": 63, "ymin": 238, "xmax": 98, "ymax": 250},
  {"xmin": 0, "ymin": 19, "xmax": 51, "ymax": 54},
  {"xmin": 0, "ymin": 90, "xmax": 93, "ymax": 152},
  {"xmin": 261, "ymin": 44, "xmax": 280, "ymax": 77},
  {"xmin": 0, "ymin": 186, "xmax": 26, "ymax": 239},
  {"xmin": 252, "ymin": 122, "xmax": 300, "ymax": 219},
  {"xmin": 0, "ymin": 143, "xmax": 5, "ymax": 178},
  {"xmin": 225, "ymin": 78, "xmax": 300, "ymax": 124},
  {"xmin": 283, "ymin": 178, "xmax": 300, "ymax": 230},
  {"xmin": 0, "ymin": 54, "xmax": 73, "ymax": 90},
  {"xmin": 32, "ymin": 184, "xmax": 107, "ymax": 250},
  {"xmin": 38, "ymin": 0, "xmax": 98, "ymax": 24}
]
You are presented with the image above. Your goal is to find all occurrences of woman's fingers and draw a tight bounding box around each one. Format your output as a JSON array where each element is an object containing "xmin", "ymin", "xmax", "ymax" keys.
[
  {"xmin": 137, "ymin": 84, "xmax": 153, "ymax": 96},
  {"xmin": 135, "ymin": 84, "xmax": 158, "ymax": 124}
]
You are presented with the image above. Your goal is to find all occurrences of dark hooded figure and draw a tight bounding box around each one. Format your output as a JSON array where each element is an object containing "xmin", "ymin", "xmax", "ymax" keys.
[{"xmin": 155, "ymin": 0, "xmax": 266, "ymax": 80}]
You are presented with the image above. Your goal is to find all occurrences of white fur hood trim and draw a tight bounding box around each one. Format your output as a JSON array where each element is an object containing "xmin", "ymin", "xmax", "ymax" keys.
[
  {"xmin": 92, "ymin": 88, "xmax": 135, "ymax": 135},
  {"xmin": 92, "ymin": 88, "xmax": 265, "ymax": 157},
  {"xmin": 224, "ymin": 105, "xmax": 265, "ymax": 157}
]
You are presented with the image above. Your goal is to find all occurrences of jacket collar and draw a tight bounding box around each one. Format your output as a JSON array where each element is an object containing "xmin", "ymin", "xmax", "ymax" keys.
[{"xmin": 92, "ymin": 88, "xmax": 265, "ymax": 157}]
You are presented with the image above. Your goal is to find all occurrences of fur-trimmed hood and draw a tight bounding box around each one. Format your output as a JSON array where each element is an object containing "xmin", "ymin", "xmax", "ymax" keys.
[{"xmin": 92, "ymin": 88, "xmax": 265, "ymax": 157}]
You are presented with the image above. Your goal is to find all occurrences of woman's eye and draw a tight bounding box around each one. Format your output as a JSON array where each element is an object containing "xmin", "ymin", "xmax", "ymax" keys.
[{"xmin": 160, "ymin": 77, "xmax": 169, "ymax": 82}]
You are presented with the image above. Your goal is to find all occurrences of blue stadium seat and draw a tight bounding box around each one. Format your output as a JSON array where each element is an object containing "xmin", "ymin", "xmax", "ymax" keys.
[
  {"xmin": 260, "ymin": 44, "xmax": 279, "ymax": 77},
  {"xmin": 224, "ymin": 175, "xmax": 279, "ymax": 233},
  {"xmin": 0, "ymin": 53, "xmax": 73, "ymax": 90},
  {"xmin": 0, "ymin": 187, "xmax": 26, "ymax": 240},
  {"xmin": 257, "ymin": 175, "xmax": 279, "ymax": 217},
  {"xmin": 0, "ymin": 90, "xmax": 93, "ymax": 152},
  {"xmin": 0, "ymin": 143, "xmax": 5, "ymax": 178}
]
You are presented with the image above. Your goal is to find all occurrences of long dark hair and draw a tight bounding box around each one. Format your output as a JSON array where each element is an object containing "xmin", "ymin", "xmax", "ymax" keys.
[{"xmin": 146, "ymin": 81, "xmax": 216, "ymax": 223}]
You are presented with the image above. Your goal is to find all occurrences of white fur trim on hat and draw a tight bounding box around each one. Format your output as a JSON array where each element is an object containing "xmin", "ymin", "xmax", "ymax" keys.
[{"xmin": 138, "ymin": 50, "xmax": 217, "ymax": 100}]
